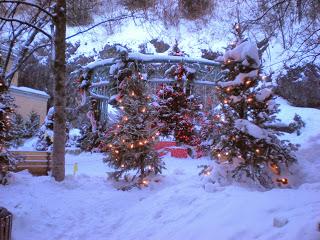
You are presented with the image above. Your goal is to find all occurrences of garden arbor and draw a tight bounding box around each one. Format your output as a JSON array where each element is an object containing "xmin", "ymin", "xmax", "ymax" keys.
[{"xmin": 80, "ymin": 51, "xmax": 223, "ymax": 123}]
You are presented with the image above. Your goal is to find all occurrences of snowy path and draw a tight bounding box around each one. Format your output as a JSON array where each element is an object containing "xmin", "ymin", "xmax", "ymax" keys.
[{"xmin": 1, "ymin": 152, "xmax": 320, "ymax": 240}]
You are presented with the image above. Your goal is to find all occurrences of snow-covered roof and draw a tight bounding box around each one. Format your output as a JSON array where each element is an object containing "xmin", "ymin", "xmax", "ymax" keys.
[{"xmin": 10, "ymin": 86, "xmax": 50, "ymax": 99}]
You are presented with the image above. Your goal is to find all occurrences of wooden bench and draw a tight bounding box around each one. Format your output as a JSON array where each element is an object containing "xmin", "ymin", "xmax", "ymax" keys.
[{"xmin": 9, "ymin": 151, "xmax": 52, "ymax": 176}]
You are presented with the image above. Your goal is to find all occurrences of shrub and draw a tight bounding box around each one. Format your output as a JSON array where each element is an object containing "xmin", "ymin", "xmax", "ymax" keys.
[
  {"xmin": 120, "ymin": 0, "xmax": 156, "ymax": 11},
  {"xmin": 178, "ymin": 0, "xmax": 213, "ymax": 20}
]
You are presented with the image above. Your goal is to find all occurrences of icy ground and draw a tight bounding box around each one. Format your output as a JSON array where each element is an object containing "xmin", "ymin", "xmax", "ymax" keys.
[{"xmin": 1, "ymin": 99, "xmax": 320, "ymax": 240}]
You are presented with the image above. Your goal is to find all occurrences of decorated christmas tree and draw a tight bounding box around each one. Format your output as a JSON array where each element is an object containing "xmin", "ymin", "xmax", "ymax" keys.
[
  {"xmin": 210, "ymin": 24, "xmax": 298, "ymax": 188},
  {"xmin": 156, "ymin": 84, "xmax": 201, "ymax": 146},
  {"xmin": 0, "ymin": 72, "xmax": 16, "ymax": 184},
  {"xmin": 155, "ymin": 42, "xmax": 201, "ymax": 146},
  {"xmin": 101, "ymin": 68, "xmax": 164, "ymax": 187}
]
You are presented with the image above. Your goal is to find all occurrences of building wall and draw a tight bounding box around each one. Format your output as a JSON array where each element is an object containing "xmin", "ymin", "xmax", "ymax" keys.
[{"xmin": 9, "ymin": 90, "xmax": 49, "ymax": 123}]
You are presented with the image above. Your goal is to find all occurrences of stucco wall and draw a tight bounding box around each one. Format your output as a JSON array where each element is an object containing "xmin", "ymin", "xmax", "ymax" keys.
[{"xmin": 9, "ymin": 89, "xmax": 49, "ymax": 123}]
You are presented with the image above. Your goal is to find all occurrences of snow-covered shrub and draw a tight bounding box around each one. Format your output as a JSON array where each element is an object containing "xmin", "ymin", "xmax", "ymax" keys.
[
  {"xmin": 35, "ymin": 107, "xmax": 70, "ymax": 151},
  {"xmin": 67, "ymin": 128, "xmax": 82, "ymax": 148}
]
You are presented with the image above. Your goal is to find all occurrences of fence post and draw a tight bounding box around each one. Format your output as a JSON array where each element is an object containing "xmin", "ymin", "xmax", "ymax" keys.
[{"xmin": 0, "ymin": 207, "xmax": 12, "ymax": 240}]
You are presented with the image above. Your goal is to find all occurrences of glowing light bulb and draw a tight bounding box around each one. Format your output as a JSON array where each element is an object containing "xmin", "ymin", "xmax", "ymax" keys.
[
  {"xmin": 141, "ymin": 107, "xmax": 146, "ymax": 113},
  {"xmin": 247, "ymin": 97, "xmax": 253, "ymax": 103},
  {"xmin": 142, "ymin": 179, "xmax": 149, "ymax": 186},
  {"xmin": 139, "ymin": 141, "xmax": 143, "ymax": 146},
  {"xmin": 108, "ymin": 144, "xmax": 113, "ymax": 148},
  {"xmin": 115, "ymin": 150, "xmax": 119, "ymax": 154},
  {"xmin": 255, "ymin": 149, "xmax": 260, "ymax": 154},
  {"xmin": 130, "ymin": 144, "xmax": 134, "ymax": 149},
  {"xmin": 245, "ymin": 80, "xmax": 251, "ymax": 85},
  {"xmin": 276, "ymin": 178, "xmax": 288, "ymax": 185}
]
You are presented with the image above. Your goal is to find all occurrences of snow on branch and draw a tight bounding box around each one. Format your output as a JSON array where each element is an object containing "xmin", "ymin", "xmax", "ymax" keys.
[
  {"xmin": 234, "ymin": 119, "xmax": 270, "ymax": 140},
  {"xmin": 218, "ymin": 70, "xmax": 258, "ymax": 87},
  {"xmin": 84, "ymin": 52, "xmax": 221, "ymax": 71},
  {"xmin": 224, "ymin": 41, "xmax": 260, "ymax": 68}
]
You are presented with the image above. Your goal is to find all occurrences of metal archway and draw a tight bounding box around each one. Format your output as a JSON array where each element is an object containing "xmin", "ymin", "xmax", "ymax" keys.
[{"xmin": 82, "ymin": 52, "xmax": 224, "ymax": 122}]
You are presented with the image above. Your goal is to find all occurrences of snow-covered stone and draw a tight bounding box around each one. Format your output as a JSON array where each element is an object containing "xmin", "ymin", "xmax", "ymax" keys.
[{"xmin": 273, "ymin": 217, "xmax": 289, "ymax": 228}]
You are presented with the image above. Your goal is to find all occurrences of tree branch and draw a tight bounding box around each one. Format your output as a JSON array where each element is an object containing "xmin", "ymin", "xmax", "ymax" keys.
[
  {"xmin": 0, "ymin": 16, "xmax": 52, "ymax": 39},
  {"xmin": 0, "ymin": 0, "xmax": 54, "ymax": 18},
  {"xmin": 66, "ymin": 14, "xmax": 133, "ymax": 40}
]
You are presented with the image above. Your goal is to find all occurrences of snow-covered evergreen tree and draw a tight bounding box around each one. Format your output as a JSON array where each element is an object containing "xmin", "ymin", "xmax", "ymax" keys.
[
  {"xmin": 0, "ymin": 72, "xmax": 16, "ymax": 184},
  {"xmin": 209, "ymin": 24, "xmax": 298, "ymax": 188},
  {"xmin": 35, "ymin": 107, "xmax": 55, "ymax": 151},
  {"xmin": 10, "ymin": 111, "xmax": 40, "ymax": 147},
  {"xmin": 101, "ymin": 68, "xmax": 164, "ymax": 187}
]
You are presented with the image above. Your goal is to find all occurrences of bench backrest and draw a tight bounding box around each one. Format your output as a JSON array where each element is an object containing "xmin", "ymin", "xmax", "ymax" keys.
[{"xmin": 10, "ymin": 151, "xmax": 52, "ymax": 176}]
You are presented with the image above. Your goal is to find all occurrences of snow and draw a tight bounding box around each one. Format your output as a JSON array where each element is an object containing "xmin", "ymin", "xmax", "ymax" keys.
[
  {"xmin": 256, "ymin": 88, "xmax": 273, "ymax": 102},
  {"xmin": 85, "ymin": 52, "xmax": 220, "ymax": 71},
  {"xmin": 218, "ymin": 70, "xmax": 259, "ymax": 87},
  {"xmin": 224, "ymin": 41, "xmax": 260, "ymax": 67},
  {"xmin": 1, "ymin": 98, "xmax": 320, "ymax": 240},
  {"xmin": 234, "ymin": 119, "xmax": 270, "ymax": 140},
  {"xmin": 10, "ymin": 86, "xmax": 50, "ymax": 98}
]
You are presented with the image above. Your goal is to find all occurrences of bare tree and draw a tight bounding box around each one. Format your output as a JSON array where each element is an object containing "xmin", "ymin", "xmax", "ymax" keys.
[
  {"xmin": 244, "ymin": 0, "xmax": 320, "ymax": 62},
  {"xmin": 0, "ymin": 0, "xmax": 138, "ymax": 181}
]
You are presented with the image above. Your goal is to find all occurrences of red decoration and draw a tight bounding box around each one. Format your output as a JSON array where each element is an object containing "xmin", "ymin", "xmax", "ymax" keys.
[{"xmin": 170, "ymin": 148, "xmax": 189, "ymax": 158}]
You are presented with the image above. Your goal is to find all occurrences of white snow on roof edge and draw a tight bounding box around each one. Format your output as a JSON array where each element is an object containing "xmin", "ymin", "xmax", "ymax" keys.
[{"xmin": 10, "ymin": 86, "xmax": 50, "ymax": 98}]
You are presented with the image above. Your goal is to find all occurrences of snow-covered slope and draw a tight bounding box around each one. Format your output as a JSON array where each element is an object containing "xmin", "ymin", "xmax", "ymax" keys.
[{"xmin": 1, "ymin": 101, "xmax": 320, "ymax": 240}]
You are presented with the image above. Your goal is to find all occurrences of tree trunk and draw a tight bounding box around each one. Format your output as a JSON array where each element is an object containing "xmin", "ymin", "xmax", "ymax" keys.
[{"xmin": 52, "ymin": 0, "xmax": 66, "ymax": 181}]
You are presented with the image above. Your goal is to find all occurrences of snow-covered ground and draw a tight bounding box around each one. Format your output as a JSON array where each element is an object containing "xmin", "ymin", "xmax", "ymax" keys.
[{"xmin": 1, "ymin": 100, "xmax": 320, "ymax": 240}]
